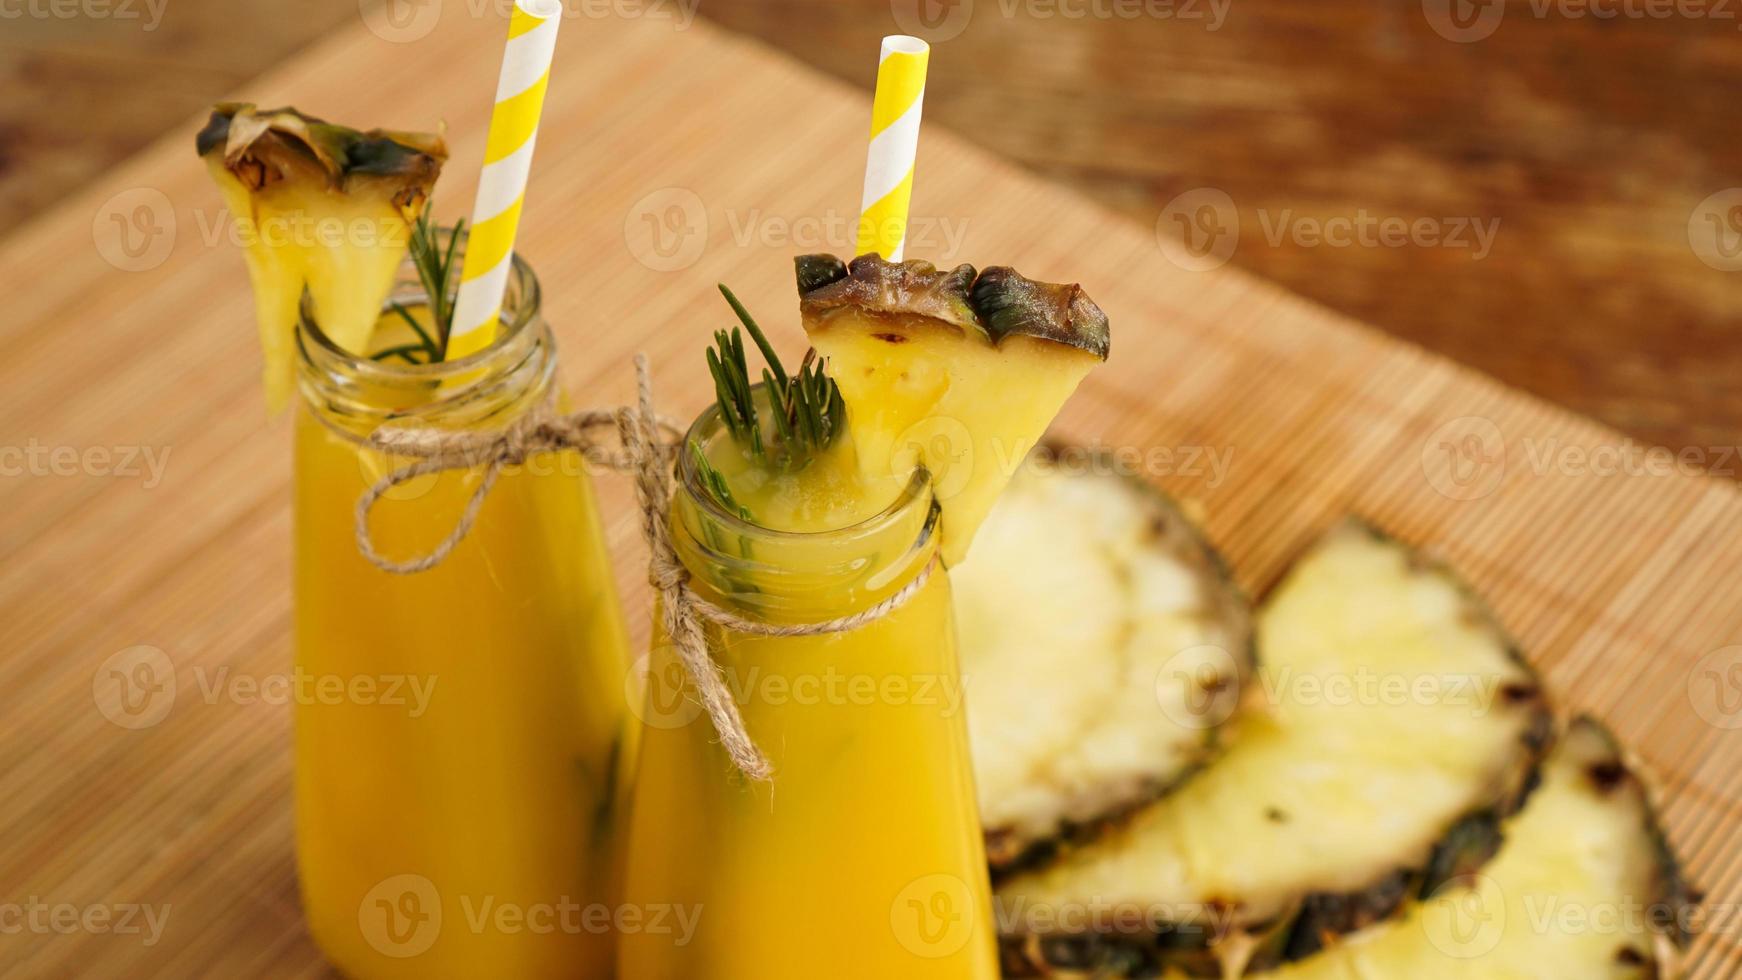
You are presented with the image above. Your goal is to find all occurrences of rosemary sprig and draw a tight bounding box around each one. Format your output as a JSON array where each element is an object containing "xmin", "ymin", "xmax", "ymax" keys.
[
  {"xmin": 690, "ymin": 440, "xmax": 751, "ymax": 521},
  {"xmin": 690, "ymin": 439, "xmax": 759, "ymax": 593},
  {"xmin": 708, "ymin": 284, "xmax": 845, "ymax": 463},
  {"xmin": 720, "ymin": 284, "xmax": 787, "ymax": 389},
  {"xmin": 705, "ymin": 327, "xmax": 762, "ymax": 456},
  {"xmin": 370, "ymin": 204, "xmax": 466, "ymax": 364},
  {"xmin": 370, "ymin": 343, "xmax": 431, "ymax": 365},
  {"xmin": 692, "ymin": 284, "xmax": 847, "ymax": 521}
]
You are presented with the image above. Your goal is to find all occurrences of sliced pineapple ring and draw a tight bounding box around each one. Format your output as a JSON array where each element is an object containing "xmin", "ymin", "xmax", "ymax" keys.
[
  {"xmin": 797, "ymin": 254, "xmax": 1109, "ymax": 565},
  {"xmin": 1263, "ymin": 717, "xmax": 1692, "ymax": 979},
  {"xmin": 998, "ymin": 522, "xmax": 1551, "ymax": 977},
  {"xmin": 197, "ymin": 103, "xmax": 446, "ymax": 409},
  {"xmin": 952, "ymin": 454, "xmax": 1252, "ymax": 872}
]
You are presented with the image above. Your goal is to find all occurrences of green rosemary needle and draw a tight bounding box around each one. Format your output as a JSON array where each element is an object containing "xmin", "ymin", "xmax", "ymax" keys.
[
  {"xmin": 370, "ymin": 204, "xmax": 466, "ymax": 364},
  {"xmin": 708, "ymin": 284, "xmax": 845, "ymax": 461},
  {"xmin": 693, "ymin": 284, "xmax": 847, "ymax": 519}
]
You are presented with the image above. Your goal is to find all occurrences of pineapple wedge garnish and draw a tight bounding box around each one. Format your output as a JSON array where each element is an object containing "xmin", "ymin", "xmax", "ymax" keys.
[
  {"xmin": 797, "ymin": 253, "xmax": 1109, "ymax": 566},
  {"xmin": 1265, "ymin": 718, "xmax": 1692, "ymax": 979},
  {"xmin": 196, "ymin": 103, "xmax": 446, "ymax": 409},
  {"xmin": 997, "ymin": 522, "xmax": 1552, "ymax": 978},
  {"xmin": 953, "ymin": 453, "xmax": 1253, "ymax": 872}
]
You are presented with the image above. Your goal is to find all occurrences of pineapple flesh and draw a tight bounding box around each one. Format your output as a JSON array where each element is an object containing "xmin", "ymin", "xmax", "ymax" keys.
[
  {"xmin": 998, "ymin": 522, "xmax": 1551, "ymax": 977},
  {"xmin": 1263, "ymin": 717, "xmax": 1692, "ymax": 979},
  {"xmin": 196, "ymin": 103, "xmax": 446, "ymax": 408},
  {"xmin": 952, "ymin": 453, "xmax": 1253, "ymax": 872},
  {"xmin": 797, "ymin": 254, "xmax": 1109, "ymax": 566}
]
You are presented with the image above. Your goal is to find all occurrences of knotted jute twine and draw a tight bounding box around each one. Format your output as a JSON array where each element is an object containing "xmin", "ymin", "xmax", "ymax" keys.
[{"xmin": 333, "ymin": 354, "xmax": 938, "ymax": 781}]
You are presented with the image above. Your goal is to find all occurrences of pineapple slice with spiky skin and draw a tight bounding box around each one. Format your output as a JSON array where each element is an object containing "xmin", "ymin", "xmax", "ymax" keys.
[
  {"xmin": 796, "ymin": 253, "xmax": 1109, "ymax": 566},
  {"xmin": 998, "ymin": 522, "xmax": 1552, "ymax": 978},
  {"xmin": 1262, "ymin": 717, "xmax": 1693, "ymax": 979},
  {"xmin": 952, "ymin": 451, "xmax": 1253, "ymax": 873},
  {"xmin": 196, "ymin": 103, "xmax": 446, "ymax": 408}
]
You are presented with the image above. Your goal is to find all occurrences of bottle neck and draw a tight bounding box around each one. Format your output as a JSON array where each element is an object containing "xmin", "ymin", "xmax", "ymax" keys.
[
  {"xmin": 671, "ymin": 406, "xmax": 940, "ymax": 626},
  {"xmin": 294, "ymin": 233, "xmax": 553, "ymax": 436}
]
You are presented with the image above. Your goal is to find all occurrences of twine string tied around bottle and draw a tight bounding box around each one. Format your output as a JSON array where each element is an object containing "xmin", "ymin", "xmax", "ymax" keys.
[{"xmin": 346, "ymin": 354, "xmax": 938, "ymax": 780}]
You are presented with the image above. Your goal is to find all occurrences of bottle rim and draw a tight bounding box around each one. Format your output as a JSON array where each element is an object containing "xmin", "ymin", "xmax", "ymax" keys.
[
  {"xmin": 676, "ymin": 392, "xmax": 937, "ymax": 546},
  {"xmin": 295, "ymin": 229, "xmax": 554, "ymax": 429},
  {"xmin": 295, "ymin": 228, "xmax": 543, "ymax": 386}
]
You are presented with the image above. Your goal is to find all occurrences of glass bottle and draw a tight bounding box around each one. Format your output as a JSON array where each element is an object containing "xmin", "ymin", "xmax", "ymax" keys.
[
  {"xmin": 292, "ymin": 241, "xmax": 630, "ymax": 978},
  {"xmin": 618, "ymin": 401, "xmax": 998, "ymax": 979}
]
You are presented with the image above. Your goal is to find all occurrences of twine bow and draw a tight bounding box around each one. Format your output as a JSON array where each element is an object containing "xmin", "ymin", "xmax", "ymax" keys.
[
  {"xmin": 356, "ymin": 408, "xmax": 639, "ymax": 574},
  {"xmin": 346, "ymin": 354, "xmax": 937, "ymax": 781}
]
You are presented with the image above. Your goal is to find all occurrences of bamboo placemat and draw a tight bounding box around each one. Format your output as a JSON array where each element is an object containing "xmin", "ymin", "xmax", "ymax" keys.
[{"xmin": 0, "ymin": 9, "xmax": 1735, "ymax": 978}]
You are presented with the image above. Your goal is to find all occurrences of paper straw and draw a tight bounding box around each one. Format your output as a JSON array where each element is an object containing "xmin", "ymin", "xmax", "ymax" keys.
[
  {"xmin": 855, "ymin": 36, "xmax": 930, "ymax": 261},
  {"xmin": 446, "ymin": 0, "xmax": 562, "ymax": 360}
]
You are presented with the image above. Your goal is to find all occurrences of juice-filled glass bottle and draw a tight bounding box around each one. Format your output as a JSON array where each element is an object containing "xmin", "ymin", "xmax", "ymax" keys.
[
  {"xmin": 618, "ymin": 403, "xmax": 998, "ymax": 979},
  {"xmin": 292, "ymin": 244, "xmax": 631, "ymax": 978}
]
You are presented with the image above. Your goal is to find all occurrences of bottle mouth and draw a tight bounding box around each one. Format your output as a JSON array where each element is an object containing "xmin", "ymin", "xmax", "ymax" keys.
[
  {"xmin": 671, "ymin": 389, "xmax": 941, "ymax": 615},
  {"xmin": 295, "ymin": 228, "xmax": 542, "ymax": 386},
  {"xmin": 294, "ymin": 231, "xmax": 552, "ymax": 429},
  {"xmin": 676, "ymin": 391, "xmax": 936, "ymax": 545}
]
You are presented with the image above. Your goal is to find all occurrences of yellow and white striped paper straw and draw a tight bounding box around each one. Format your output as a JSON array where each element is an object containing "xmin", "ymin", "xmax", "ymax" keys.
[
  {"xmin": 446, "ymin": 0, "xmax": 563, "ymax": 360},
  {"xmin": 855, "ymin": 36, "xmax": 930, "ymax": 261}
]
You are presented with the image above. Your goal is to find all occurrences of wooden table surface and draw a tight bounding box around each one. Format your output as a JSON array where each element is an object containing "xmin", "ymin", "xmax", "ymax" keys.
[
  {"xmin": 1, "ymin": 5, "xmax": 1740, "ymax": 979},
  {"xmin": 5, "ymin": 0, "xmax": 1741, "ymax": 454}
]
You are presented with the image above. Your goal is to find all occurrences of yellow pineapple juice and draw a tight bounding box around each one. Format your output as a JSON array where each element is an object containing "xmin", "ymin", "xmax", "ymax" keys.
[
  {"xmin": 617, "ymin": 403, "xmax": 998, "ymax": 979},
  {"xmin": 292, "ymin": 253, "xmax": 631, "ymax": 978}
]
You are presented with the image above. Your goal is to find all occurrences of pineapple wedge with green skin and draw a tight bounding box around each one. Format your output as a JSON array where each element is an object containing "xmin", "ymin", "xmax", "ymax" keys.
[
  {"xmin": 1263, "ymin": 717, "xmax": 1693, "ymax": 979},
  {"xmin": 953, "ymin": 452, "xmax": 1253, "ymax": 872},
  {"xmin": 999, "ymin": 522, "xmax": 1552, "ymax": 978},
  {"xmin": 797, "ymin": 253, "xmax": 1109, "ymax": 566},
  {"xmin": 197, "ymin": 103, "xmax": 446, "ymax": 409}
]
